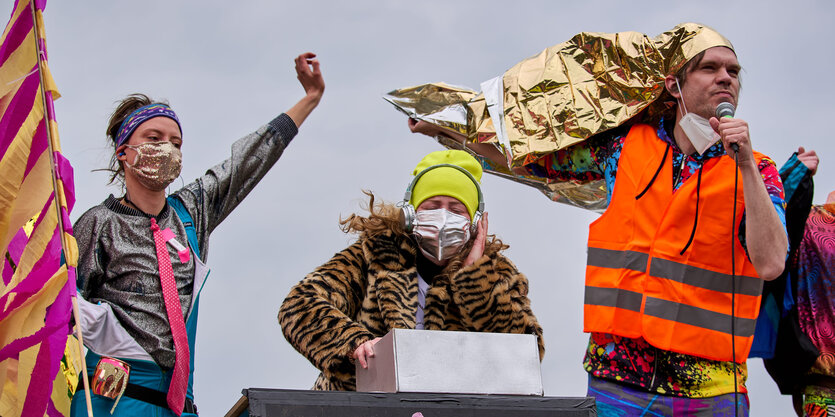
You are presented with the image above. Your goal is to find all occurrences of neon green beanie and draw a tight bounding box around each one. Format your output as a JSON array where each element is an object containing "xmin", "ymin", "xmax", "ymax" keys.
[{"xmin": 410, "ymin": 150, "xmax": 482, "ymax": 219}]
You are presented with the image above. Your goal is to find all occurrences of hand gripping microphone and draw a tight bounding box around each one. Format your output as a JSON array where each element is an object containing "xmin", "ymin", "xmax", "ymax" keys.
[{"xmin": 715, "ymin": 102, "xmax": 738, "ymax": 152}]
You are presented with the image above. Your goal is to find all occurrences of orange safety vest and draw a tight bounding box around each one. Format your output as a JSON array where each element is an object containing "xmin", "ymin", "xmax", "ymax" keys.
[{"xmin": 584, "ymin": 124, "xmax": 765, "ymax": 363}]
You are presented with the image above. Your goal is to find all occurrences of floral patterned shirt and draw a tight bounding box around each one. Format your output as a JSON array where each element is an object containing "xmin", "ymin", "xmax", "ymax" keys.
[{"xmin": 525, "ymin": 119, "xmax": 787, "ymax": 397}]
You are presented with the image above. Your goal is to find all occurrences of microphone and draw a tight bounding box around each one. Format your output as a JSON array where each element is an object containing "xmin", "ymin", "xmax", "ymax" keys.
[
  {"xmin": 715, "ymin": 102, "xmax": 738, "ymax": 152},
  {"xmin": 716, "ymin": 102, "xmax": 735, "ymax": 118}
]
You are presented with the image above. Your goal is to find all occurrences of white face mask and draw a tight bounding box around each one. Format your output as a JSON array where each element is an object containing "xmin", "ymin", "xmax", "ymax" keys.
[
  {"xmin": 675, "ymin": 78, "xmax": 720, "ymax": 155},
  {"xmin": 413, "ymin": 208, "xmax": 472, "ymax": 265}
]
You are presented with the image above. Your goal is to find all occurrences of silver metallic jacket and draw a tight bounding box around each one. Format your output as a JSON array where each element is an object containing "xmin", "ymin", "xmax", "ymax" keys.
[{"xmin": 74, "ymin": 114, "xmax": 298, "ymax": 369}]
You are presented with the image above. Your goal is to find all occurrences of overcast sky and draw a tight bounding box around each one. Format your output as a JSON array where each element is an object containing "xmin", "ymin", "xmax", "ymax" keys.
[{"xmin": 19, "ymin": 0, "xmax": 834, "ymax": 414}]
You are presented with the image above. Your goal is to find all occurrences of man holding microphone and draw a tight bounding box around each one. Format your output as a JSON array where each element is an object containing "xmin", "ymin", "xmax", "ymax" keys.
[
  {"xmin": 579, "ymin": 40, "xmax": 787, "ymax": 417},
  {"xmin": 408, "ymin": 24, "xmax": 788, "ymax": 416}
]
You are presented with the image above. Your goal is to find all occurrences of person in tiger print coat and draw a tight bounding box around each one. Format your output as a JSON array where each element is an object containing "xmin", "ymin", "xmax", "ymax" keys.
[{"xmin": 278, "ymin": 150, "xmax": 544, "ymax": 391}]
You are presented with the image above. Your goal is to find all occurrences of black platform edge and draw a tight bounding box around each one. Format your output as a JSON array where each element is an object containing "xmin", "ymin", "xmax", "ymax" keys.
[{"xmin": 238, "ymin": 388, "xmax": 597, "ymax": 417}]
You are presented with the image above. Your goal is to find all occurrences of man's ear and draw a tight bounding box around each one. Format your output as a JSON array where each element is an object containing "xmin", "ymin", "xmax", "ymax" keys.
[{"xmin": 664, "ymin": 75, "xmax": 681, "ymax": 99}]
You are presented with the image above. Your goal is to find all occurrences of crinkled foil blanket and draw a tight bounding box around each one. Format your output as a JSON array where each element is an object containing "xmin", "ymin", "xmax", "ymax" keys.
[{"xmin": 385, "ymin": 23, "xmax": 732, "ymax": 212}]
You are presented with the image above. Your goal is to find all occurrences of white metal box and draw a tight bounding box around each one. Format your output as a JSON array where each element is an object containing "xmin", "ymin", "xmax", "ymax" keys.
[{"xmin": 355, "ymin": 329, "xmax": 543, "ymax": 396}]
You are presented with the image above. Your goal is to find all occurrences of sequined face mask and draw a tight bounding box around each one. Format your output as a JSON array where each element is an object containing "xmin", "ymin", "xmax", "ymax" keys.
[
  {"xmin": 413, "ymin": 208, "xmax": 472, "ymax": 265},
  {"xmin": 124, "ymin": 141, "xmax": 182, "ymax": 191}
]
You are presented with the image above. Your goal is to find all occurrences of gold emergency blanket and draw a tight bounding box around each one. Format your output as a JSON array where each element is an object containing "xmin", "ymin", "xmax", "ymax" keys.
[{"xmin": 385, "ymin": 23, "xmax": 733, "ymax": 211}]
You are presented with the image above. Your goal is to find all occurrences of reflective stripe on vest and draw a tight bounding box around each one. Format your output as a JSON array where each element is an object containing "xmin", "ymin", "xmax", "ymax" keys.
[
  {"xmin": 588, "ymin": 248, "xmax": 761, "ymax": 296},
  {"xmin": 584, "ymin": 124, "xmax": 765, "ymax": 362},
  {"xmin": 585, "ymin": 251, "xmax": 760, "ymax": 338},
  {"xmin": 643, "ymin": 297, "xmax": 757, "ymax": 337}
]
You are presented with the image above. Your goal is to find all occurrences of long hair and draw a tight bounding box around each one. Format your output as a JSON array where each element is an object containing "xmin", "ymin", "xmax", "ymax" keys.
[
  {"xmin": 341, "ymin": 191, "xmax": 509, "ymax": 270},
  {"xmin": 103, "ymin": 94, "xmax": 171, "ymax": 185},
  {"xmin": 340, "ymin": 190, "xmax": 409, "ymax": 238}
]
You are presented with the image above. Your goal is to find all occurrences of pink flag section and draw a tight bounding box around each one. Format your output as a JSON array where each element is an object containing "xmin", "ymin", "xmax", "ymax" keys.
[{"xmin": 0, "ymin": 0, "xmax": 78, "ymax": 416}]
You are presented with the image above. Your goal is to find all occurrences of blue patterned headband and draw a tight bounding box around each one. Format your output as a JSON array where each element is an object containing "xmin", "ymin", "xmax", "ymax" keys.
[{"xmin": 115, "ymin": 103, "xmax": 181, "ymax": 147}]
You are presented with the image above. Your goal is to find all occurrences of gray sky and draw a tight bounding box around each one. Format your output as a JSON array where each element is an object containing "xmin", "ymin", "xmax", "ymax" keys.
[{"xmin": 23, "ymin": 0, "xmax": 835, "ymax": 414}]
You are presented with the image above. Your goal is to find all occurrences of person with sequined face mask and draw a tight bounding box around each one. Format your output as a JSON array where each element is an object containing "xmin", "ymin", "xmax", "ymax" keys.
[
  {"xmin": 71, "ymin": 53, "xmax": 324, "ymax": 417},
  {"xmin": 115, "ymin": 103, "xmax": 184, "ymax": 193},
  {"xmin": 279, "ymin": 150, "xmax": 544, "ymax": 391}
]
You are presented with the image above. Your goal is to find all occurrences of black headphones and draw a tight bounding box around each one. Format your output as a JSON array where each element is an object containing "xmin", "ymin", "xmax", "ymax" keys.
[{"xmin": 399, "ymin": 163, "xmax": 484, "ymax": 234}]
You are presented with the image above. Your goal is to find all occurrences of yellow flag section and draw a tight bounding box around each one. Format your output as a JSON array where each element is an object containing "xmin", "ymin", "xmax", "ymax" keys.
[{"xmin": 0, "ymin": 0, "xmax": 80, "ymax": 416}]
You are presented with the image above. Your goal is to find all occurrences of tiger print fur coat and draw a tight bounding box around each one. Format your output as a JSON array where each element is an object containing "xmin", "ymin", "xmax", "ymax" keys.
[{"xmin": 278, "ymin": 228, "xmax": 545, "ymax": 391}]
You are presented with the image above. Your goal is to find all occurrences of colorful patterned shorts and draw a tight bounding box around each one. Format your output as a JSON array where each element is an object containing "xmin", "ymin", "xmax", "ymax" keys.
[
  {"xmin": 588, "ymin": 375, "xmax": 749, "ymax": 417},
  {"xmin": 803, "ymin": 391, "xmax": 835, "ymax": 417}
]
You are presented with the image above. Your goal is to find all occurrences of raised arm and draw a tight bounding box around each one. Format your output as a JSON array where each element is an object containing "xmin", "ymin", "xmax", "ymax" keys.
[
  {"xmin": 407, "ymin": 118, "xmax": 611, "ymax": 181},
  {"xmin": 407, "ymin": 118, "xmax": 512, "ymax": 170},
  {"xmin": 779, "ymin": 147, "xmax": 818, "ymax": 261},
  {"xmin": 286, "ymin": 52, "xmax": 324, "ymax": 128},
  {"xmin": 175, "ymin": 53, "xmax": 325, "ymax": 234},
  {"xmin": 796, "ymin": 146, "xmax": 819, "ymax": 176}
]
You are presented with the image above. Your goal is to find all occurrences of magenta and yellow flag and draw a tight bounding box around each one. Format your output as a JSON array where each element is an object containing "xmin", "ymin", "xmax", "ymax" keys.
[{"xmin": 0, "ymin": 0, "xmax": 79, "ymax": 416}]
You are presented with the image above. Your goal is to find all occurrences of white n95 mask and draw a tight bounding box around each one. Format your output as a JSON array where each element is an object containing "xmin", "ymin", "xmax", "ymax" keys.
[
  {"xmin": 679, "ymin": 113, "xmax": 721, "ymax": 155},
  {"xmin": 413, "ymin": 208, "xmax": 472, "ymax": 264},
  {"xmin": 675, "ymin": 78, "xmax": 721, "ymax": 155}
]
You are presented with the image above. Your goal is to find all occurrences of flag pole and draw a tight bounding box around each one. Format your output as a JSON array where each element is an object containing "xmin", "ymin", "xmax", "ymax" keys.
[{"xmin": 28, "ymin": 1, "xmax": 94, "ymax": 416}]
